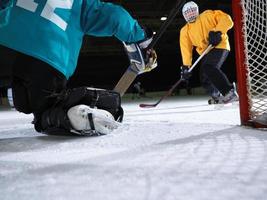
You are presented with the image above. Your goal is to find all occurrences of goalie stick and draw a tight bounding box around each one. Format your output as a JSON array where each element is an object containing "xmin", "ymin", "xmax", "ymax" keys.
[
  {"xmin": 139, "ymin": 44, "xmax": 213, "ymax": 108},
  {"xmin": 114, "ymin": 0, "xmax": 186, "ymax": 96}
]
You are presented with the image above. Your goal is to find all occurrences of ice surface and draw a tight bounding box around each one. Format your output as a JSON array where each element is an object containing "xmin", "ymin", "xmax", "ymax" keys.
[{"xmin": 1, "ymin": 96, "xmax": 267, "ymax": 200}]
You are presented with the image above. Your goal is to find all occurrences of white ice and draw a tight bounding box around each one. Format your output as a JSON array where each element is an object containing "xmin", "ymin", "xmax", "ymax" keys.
[{"xmin": 1, "ymin": 96, "xmax": 267, "ymax": 200}]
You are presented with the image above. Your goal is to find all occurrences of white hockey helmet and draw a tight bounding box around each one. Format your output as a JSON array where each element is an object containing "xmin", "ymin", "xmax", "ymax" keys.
[{"xmin": 182, "ymin": 1, "xmax": 199, "ymax": 23}]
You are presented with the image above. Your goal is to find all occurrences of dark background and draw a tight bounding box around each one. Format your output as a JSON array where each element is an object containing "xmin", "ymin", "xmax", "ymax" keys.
[
  {"xmin": 1, "ymin": 0, "xmax": 236, "ymax": 95},
  {"xmin": 69, "ymin": 0, "xmax": 236, "ymax": 93}
]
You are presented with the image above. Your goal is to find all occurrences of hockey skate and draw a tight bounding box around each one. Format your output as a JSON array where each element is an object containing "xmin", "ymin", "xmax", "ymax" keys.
[
  {"xmin": 222, "ymin": 84, "xmax": 239, "ymax": 104},
  {"xmin": 67, "ymin": 105, "xmax": 120, "ymax": 136},
  {"xmin": 208, "ymin": 95, "xmax": 223, "ymax": 104}
]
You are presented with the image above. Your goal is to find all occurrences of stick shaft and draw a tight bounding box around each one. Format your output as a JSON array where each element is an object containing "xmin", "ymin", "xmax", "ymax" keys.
[
  {"xmin": 113, "ymin": 67, "xmax": 138, "ymax": 96},
  {"xmin": 147, "ymin": 0, "xmax": 186, "ymax": 50}
]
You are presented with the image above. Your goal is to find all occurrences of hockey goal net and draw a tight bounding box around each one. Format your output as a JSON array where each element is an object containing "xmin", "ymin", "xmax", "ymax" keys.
[{"xmin": 232, "ymin": 0, "xmax": 267, "ymax": 126}]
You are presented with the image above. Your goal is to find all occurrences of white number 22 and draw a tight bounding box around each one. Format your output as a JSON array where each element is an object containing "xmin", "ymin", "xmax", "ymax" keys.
[{"xmin": 16, "ymin": 0, "xmax": 74, "ymax": 31}]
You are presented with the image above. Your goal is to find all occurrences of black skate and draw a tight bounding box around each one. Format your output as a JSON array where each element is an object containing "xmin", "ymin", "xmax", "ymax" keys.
[{"xmin": 208, "ymin": 96, "xmax": 223, "ymax": 104}]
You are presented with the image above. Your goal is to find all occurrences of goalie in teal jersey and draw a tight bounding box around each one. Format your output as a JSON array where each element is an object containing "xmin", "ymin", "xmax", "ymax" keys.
[{"xmin": 0, "ymin": 0, "xmax": 157, "ymax": 136}]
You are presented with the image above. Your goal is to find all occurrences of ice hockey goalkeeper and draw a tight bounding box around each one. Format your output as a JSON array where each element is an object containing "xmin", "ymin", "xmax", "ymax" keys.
[
  {"xmin": 179, "ymin": 1, "xmax": 238, "ymax": 104},
  {"xmin": 0, "ymin": 0, "xmax": 157, "ymax": 136}
]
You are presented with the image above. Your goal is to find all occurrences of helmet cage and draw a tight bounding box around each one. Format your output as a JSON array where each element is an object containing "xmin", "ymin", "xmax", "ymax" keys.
[{"xmin": 182, "ymin": 2, "xmax": 199, "ymax": 23}]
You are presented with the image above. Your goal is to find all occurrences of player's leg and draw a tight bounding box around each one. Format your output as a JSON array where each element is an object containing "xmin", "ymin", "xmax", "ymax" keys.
[
  {"xmin": 200, "ymin": 49, "xmax": 238, "ymax": 103},
  {"xmin": 199, "ymin": 67, "xmax": 222, "ymax": 104}
]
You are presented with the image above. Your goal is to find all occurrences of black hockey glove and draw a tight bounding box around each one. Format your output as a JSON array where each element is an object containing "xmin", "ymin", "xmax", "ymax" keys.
[
  {"xmin": 180, "ymin": 65, "xmax": 192, "ymax": 81},
  {"xmin": 208, "ymin": 31, "xmax": 222, "ymax": 46},
  {"xmin": 124, "ymin": 27, "xmax": 157, "ymax": 74}
]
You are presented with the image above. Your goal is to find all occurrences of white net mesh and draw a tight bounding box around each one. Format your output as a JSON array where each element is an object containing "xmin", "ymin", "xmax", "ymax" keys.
[{"xmin": 241, "ymin": 0, "xmax": 267, "ymax": 120}]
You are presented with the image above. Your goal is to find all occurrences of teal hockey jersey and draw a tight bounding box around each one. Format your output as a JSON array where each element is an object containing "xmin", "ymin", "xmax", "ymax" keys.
[{"xmin": 0, "ymin": 0, "xmax": 145, "ymax": 79}]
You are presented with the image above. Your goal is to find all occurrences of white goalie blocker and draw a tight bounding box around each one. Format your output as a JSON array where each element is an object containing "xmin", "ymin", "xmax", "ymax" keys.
[
  {"xmin": 123, "ymin": 38, "xmax": 157, "ymax": 74},
  {"xmin": 67, "ymin": 105, "xmax": 120, "ymax": 135}
]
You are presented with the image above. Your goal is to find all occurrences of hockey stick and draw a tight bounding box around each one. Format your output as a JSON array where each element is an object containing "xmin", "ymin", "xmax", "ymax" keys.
[
  {"xmin": 139, "ymin": 44, "xmax": 213, "ymax": 108},
  {"xmin": 114, "ymin": 0, "xmax": 186, "ymax": 96}
]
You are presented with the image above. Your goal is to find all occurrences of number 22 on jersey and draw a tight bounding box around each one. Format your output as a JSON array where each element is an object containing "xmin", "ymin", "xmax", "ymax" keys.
[{"xmin": 16, "ymin": 0, "xmax": 74, "ymax": 31}]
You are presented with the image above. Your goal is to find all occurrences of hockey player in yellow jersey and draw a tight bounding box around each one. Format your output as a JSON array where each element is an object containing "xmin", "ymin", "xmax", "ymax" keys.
[{"xmin": 179, "ymin": 1, "xmax": 238, "ymax": 104}]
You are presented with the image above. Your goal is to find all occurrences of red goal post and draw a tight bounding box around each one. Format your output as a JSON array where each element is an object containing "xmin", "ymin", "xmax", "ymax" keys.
[{"xmin": 232, "ymin": 0, "xmax": 267, "ymax": 127}]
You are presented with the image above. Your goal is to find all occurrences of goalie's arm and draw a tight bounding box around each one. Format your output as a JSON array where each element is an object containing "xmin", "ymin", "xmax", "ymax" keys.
[{"xmin": 81, "ymin": 1, "xmax": 145, "ymax": 43}]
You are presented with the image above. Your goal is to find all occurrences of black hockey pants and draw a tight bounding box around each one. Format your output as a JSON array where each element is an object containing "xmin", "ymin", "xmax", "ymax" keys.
[
  {"xmin": 0, "ymin": 45, "xmax": 67, "ymax": 114},
  {"xmin": 199, "ymin": 48, "xmax": 233, "ymax": 96}
]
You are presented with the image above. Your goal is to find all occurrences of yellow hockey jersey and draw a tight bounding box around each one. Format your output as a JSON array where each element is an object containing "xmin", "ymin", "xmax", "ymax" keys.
[{"xmin": 180, "ymin": 10, "xmax": 234, "ymax": 66}]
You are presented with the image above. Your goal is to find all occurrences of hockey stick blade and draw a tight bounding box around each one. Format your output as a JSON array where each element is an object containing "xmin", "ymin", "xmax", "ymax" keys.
[
  {"xmin": 139, "ymin": 79, "xmax": 183, "ymax": 108},
  {"xmin": 139, "ymin": 103, "xmax": 158, "ymax": 108}
]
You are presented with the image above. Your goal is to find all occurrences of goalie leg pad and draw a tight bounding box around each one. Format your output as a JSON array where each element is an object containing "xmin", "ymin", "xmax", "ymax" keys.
[
  {"xmin": 67, "ymin": 105, "xmax": 120, "ymax": 135},
  {"xmin": 54, "ymin": 87, "xmax": 123, "ymax": 122},
  {"xmin": 33, "ymin": 106, "xmax": 73, "ymax": 134},
  {"xmin": 35, "ymin": 104, "xmax": 120, "ymax": 136},
  {"xmin": 34, "ymin": 87, "xmax": 123, "ymax": 136}
]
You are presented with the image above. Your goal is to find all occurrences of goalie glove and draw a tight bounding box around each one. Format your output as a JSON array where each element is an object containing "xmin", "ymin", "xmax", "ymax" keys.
[
  {"xmin": 123, "ymin": 28, "xmax": 157, "ymax": 74},
  {"xmin": 145, "ymin": 48, "xmax": 157, "ymax": 72}
]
